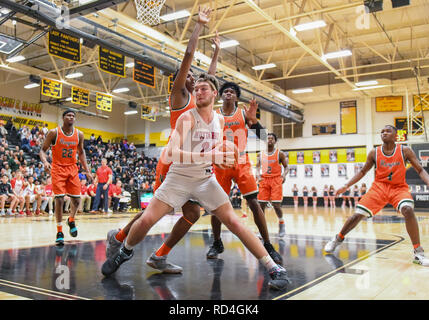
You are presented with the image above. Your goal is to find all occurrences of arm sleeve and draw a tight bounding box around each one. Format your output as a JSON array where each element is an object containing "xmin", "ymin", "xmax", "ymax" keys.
[{"xmin": 249, "ymin": 122, "xmax": 266, "ymax": 140}]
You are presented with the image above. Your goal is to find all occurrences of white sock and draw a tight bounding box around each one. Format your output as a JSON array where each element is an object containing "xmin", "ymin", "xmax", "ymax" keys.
[
  {"xmin": 124, "ymin": 241, "xmax": 134, "ymax": 251},
  {"xmin": 278, "ymin": 218, "xmax": 284, "ymax": 224},
  {"xmin": 259, "ymin": 255, "xmax": 278, "ymax": 271}
]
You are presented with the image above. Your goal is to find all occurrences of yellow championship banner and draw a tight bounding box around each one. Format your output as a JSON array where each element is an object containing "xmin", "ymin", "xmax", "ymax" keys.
[
  {"xmin": 141, "ymin": 105, "xmax": 156, "ymax": 122},
  {"xmin": 413, "ymin": 94, "xmax": 429, "ymax": 112},
  {"xmin": 168, "ymin": 75, "xmax": 173, "ymax": 93},
  {"xmin": 71, "ymin": 86, "xmax": 90, "ymax": 107},
  {"xmin": 133, "ymin": 60, "xmax": 156, "ymax": 88},
  {"xmin": 96, "ymin": 92, "xmax": 113, "ymax": 112},
  {"xmin": 98, "ymin": 47, "xmax": 126, "ymax": 78},
  {"xmin": 41, "ymin": 78, "xmax": 62, "ymax": 99},
  {"xmin": 340, "ymin": 100, "xmax": 357, "ymax": 135},
  {"xmin": 48, "ymin": 29, "xmax": 81, "ymax": 63},
  {"xmin": 376, "ymin": 96, "xmax": 403, "ymax": 112}
]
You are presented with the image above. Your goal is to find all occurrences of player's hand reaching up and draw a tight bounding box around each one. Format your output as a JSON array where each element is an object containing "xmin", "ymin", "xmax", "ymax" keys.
[
  {"xmin": 244, "ymin": 98, "xmax": 258, "ymax": 126},
  {"xmin": 198, "ymin": 6, "xmax": 211, "ymax": 25},
  {"xmin": 212, "ymin": 30, "xmax": 220, "ymax": 51},
  {"xmin": 336, "ymin": 185, "xmax": 348, "ymax": 196}
]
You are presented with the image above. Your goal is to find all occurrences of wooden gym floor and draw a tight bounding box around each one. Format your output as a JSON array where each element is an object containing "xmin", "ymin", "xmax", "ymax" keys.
[{"xmin": 0, "ymin": 205, "xmax": 429, "ymax": 300}]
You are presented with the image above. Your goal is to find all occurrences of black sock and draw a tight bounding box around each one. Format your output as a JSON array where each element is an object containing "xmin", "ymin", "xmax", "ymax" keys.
[{"xmin": 122, "ymin": 247, "xmax": 133, "ymax": 255}]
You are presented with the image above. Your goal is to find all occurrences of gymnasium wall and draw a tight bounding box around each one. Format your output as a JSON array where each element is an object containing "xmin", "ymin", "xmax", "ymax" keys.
[
  {"xmin": 265, "ymin": 95, "xmax": 418, "ymax": 197},
  {"xmin": 0, "ymin": 75, "xmax": 125, "ymax": 141}
]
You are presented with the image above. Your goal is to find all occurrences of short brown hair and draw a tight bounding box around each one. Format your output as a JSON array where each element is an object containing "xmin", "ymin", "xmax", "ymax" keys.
[{"xmin": 196, "ymin": 73, "xmax": 219, "ymax": 92}]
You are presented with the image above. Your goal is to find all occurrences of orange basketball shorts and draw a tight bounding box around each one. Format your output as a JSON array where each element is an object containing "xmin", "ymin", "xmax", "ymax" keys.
[
  {"xmin": 258, "ymin": 176, "xmax": 283, "ymax": 202},
  {"xmin": 214, "ymin": 161, "xmax": 258, "ymax": 197},
  {"xmin": 356, "ymin": 181, "xmax": 413, "ymax": 217},
  {"xmin": 154, "ymin": 160, "xmax": 171, "ymax": 193},
  {"xmin": 51, "ymin": 164, "xmax": 81, "ymax": 197}
]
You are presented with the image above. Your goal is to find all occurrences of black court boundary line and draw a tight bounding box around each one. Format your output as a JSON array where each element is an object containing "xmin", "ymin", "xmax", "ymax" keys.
[
  {"xmin": 272, "ymin": 234, "xmax": 405, "ymax": 300},
  {"xmin": 0, "ymin": 279, "xmax": 91, "ymax": 300}
]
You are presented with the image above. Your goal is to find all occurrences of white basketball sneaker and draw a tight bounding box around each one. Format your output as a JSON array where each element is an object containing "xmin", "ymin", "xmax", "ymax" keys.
[
  {"xmin": 413, "ymin": 247, "xmax": 429, "ymax": 266},
  {"xmin": 324, "ymin": 235, "xmax": 344, "ymax": 254}
]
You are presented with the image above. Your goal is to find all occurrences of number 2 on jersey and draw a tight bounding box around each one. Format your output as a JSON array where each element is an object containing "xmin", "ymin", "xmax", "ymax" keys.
[{"xmin": 62, "ymin": 148, "xmax": 73, "ymax": 158}]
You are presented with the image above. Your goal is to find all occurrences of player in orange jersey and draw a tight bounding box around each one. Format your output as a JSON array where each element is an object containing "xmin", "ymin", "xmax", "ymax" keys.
[
  {"xmin": 256, "ymin": 133, "xmax": 288, "ymax": 237},
  {"xmin": 206, "ymin": 81, "xmax": 283, "ymax": 264},
  {"xmin": 324, "ymin": 125, "xmax": 429, "ymax": 266},
  {"xmin": 104, "ymin": 7, "xmax": 222, "ymax": 273},
  {"xmin": 40, "ymin": 109, "xmax": 92, "ymax": 245}
]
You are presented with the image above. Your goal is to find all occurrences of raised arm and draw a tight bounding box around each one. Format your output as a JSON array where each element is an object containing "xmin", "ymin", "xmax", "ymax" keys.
[
  {"xmin": 171, "ymin": 7, "xmax": 211, "ymax": 109},
  {"xmin": 207, "ymin": 30, "xmax": 220, "ymax": 75},
  {"xmin": 336, "ymin": 149, "xmax": 376, "ymax": 196}
]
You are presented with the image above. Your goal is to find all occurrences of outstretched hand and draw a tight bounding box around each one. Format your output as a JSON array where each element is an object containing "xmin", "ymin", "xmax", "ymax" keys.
[
  {"xmin": 244, "ymin": 98, "xmax": 258, "ymax": 126},
  {"xmin": 198, "ymin": 6, "xmax": 212, "ymax": 25},
  {"xmin": 212, "ymin": 30, "xmax": 220, "ymax": 50}
]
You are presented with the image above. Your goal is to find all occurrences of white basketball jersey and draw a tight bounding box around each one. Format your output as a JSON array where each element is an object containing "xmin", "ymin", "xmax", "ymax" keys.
[{"xmin": 169, "ymin": 108, "xmax": 223, "ymax": 178}]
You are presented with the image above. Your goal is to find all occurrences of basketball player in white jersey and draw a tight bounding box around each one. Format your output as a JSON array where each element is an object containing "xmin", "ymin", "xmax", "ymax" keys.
[{"xmin": 101, "ymin": 73, "xmax": 289, "ymax": 290}]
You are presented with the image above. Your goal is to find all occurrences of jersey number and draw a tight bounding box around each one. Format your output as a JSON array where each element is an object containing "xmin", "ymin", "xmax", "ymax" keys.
[
  {"xmin": 62, "ymin": 148, "xmax": 73, "ymax": 158},
  {"xmin": 387, "ymin": 171, "xmax": 393, "ymax": 181},
  {"xmin": 267, "ymin": 166, "xmax": 272, "ymax": 174}
]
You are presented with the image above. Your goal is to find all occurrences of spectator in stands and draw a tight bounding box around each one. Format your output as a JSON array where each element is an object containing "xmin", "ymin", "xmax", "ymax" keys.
[
  {"xmin": 110, "ymin": 180, "xmax": 123, "ymax": 212},
  {"xmin": 41, "ymin": 177, "xmax": 53, "ymax": 215},
  {"xmin": 90, "ymin": 158, "xmax": 112, "ymax": 214},
  {"xmin": 22, "ymin": 176, "xmax": 41, "ymax": 216},
  {"xmin": 129, "ymin": 142, "xmax": 136, "ymax": 152},
  {"xmin": 105, "ymin": 146, "xmax": 115, "ymax": 161},
  {"xmin": 78, "ymin": 168, "xmax": 87, "ymax": 181},
  {"xmin": 33, "ymin": 179, "xmax": 44, "ymax": 214},
  {"xmin": 90, "ymin": 133, "xmax": 96, "ymax": 145},
  {"xmin": 0, "ymin": 121, "xmax": 7, "ymax": 138},
  {"xmin": 42, "ymin": 124, "xmax": 49, "ymax": 136},
  {"xmin": 96, "ymin": 135, "xmax": 102, "ymax": 145},
  {"xmin": 31, "ymin": 124, "xmax": 39, "ymax": 136},
  {"xmin": 0, "ymin": 175, "xmax": 17, "ymax": 216},
  {"xmin": 87, "ymin": 181, "xmax": 97, "ymax": 212},
  {"xmin": 11, "ymin": 171, "xmax": 26, "ymax": 215},
  {"xmin": 34, "ymin": 163, "xmax": 44, "ymax": 178},
  {"xmin": 21, "ymin": 132, "xmax": 32, "ymax": 153},
  {"xmin": 79, "ymin": 179, "xmax": 91, "ymax": 213},
  {"xmin": 3, "ymin": 164, "xmax": 11, "ymax": 180},
  {"xmin": 4, "ymin": 119, "xmax": 15, "ymax": 134}
]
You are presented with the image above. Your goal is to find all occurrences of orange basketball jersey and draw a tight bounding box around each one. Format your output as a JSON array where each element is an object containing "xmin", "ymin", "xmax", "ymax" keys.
[
  {"xmin": 374, "ymin": 144, "xmax": 407, "ymax": 186},
  {"xmin": 216, "ymin": 107, "xmax": 248, "ymax": 155},
  {"xmin": 52, "ymin": 127, "xmax": 79, "ymax": 166},
  {"xmin": 261, "ymin": 149, "xmax": 282, "ymax": 178},
  {"xmin": 169, "ymin": 93, "xmax": 196, "ymax": 131}
]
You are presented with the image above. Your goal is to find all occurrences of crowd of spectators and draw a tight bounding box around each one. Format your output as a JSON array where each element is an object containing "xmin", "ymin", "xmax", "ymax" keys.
[{"xmin": 0, "ymin": 119, "xmax": 158, "ymax": 217}]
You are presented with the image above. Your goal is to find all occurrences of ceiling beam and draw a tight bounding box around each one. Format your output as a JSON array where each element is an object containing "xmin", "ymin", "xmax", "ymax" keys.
[{"xmin": 243, "ymin": 0, "xmax": 358, "ymax": 90}]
